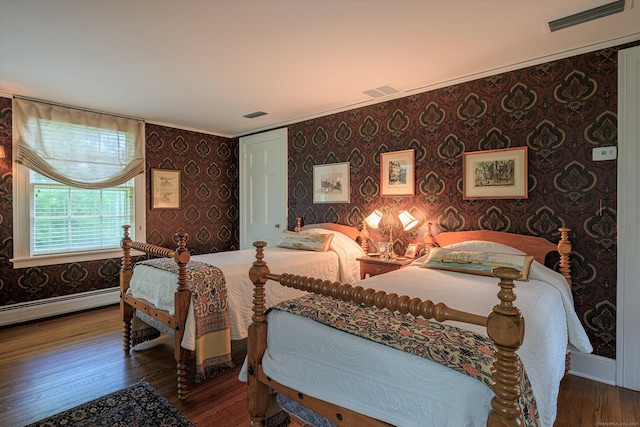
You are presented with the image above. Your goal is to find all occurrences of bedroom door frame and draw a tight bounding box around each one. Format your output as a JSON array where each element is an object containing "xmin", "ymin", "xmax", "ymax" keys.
[
  {"xmin": 617, "ymin": 45, "xmax": 640, "ymax": 391},
  {"xmin": 239, "ymin": 128, "xmax": 288, "ymax": 250}
]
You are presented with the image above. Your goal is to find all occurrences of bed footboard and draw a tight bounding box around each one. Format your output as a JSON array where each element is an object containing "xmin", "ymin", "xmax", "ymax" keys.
[
  {"xmin": 247, "ymin": 241, "xmax": 526, "ymax": 427},
  {"xmin": 120, "ymin": 225, "xmax": 191, "ymax": 401}
]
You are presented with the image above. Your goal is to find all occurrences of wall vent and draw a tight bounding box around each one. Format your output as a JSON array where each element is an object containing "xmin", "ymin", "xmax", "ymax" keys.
[
  {"xmin": 243, "ymin": 111, "xmax": 268, "ymax": 119},
  {"xmin": 363, "ymin": 84, "xmax": 402, "ymax": 99},
  {"xmin": 545, "ymin": 0, "xmax": 630, "ymax": 32}
]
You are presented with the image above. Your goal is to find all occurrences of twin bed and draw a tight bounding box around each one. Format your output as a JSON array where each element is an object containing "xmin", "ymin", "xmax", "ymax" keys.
[
  {"xmin": 119, "ymin": 222, "xmax": 592, "ymax": 426},
  {"xmin": 244, "ymin": 227, "xmax": 592, "ymax": 427},
  {"xmin": 119, "ymin": 222, "xmax": 366, "ymax": 400}
]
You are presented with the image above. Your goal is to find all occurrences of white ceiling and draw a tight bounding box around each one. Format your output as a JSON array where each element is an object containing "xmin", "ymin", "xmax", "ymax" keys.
[{"xmin": 1, "ymin": 0, "xmax": 639, "ymax": 138}]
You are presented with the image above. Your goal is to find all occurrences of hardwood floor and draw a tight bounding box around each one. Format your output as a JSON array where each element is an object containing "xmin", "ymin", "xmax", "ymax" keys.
[{"xmin": 0, "ymin": 305, "xmax": 638, "ymax": 426}]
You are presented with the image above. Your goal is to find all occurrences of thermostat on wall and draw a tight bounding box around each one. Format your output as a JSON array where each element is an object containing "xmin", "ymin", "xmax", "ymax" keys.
[{"xmin": 592, "ymin": 146, "xmax": 617, "ymax": 161}]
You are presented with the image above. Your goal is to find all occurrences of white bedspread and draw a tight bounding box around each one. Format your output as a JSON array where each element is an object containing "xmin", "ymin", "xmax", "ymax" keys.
[
  {"xmin": 128, "ymin": 229, "xmax": 365, "ymax": 344},
  {"xmin": 254, "ymin": 261, "xmax": 592, "ymax": 427}
]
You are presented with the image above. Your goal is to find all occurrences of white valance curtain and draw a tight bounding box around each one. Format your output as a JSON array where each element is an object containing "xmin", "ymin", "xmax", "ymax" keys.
[{"xmin": 13, "ymin": 98, "xmax": 144, "ymax": 189}]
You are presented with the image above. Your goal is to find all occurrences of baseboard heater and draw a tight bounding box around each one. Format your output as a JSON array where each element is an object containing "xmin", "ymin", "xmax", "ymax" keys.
[{"xmin": 0, "ymin": 288, "xmax": 120, "ymax": 327}]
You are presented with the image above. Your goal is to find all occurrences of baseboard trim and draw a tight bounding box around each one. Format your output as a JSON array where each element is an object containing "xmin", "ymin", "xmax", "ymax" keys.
[
  {"xmin": 568, "ymin": 351, "xmax": 617, "ymax": 385},
  {"xmin": 0, "ymin": 288, "xmax": 120, "ymax": 327}
]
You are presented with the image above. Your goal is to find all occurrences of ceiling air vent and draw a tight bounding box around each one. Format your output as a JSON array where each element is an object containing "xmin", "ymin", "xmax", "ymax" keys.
[
  {"xmin": 243, "ymin": 111, "xmax": 268, "ymax": 119},
  {"xmin": 363, "ymin": 84, "xmax": 402, "ymax": 99},
  {"xmin": 545, "ymin": 0, "xmax": 630, "ymax": 32}
]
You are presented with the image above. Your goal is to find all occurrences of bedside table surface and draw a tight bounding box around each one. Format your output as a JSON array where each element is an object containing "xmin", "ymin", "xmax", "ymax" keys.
[
  {"xmin": 357, "ymin": 256, "xmax": 414, "ymax": 280},
  {"xmin": 356, "ymin": 256, "xmax": 415, "ymax": 267}
]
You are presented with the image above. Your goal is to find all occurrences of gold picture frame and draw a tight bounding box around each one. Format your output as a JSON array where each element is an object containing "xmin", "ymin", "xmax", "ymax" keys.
[
  {"xmin": 381, "ymin": 149, "xmax": 415, "ymax": 196},
  {"xmin": 313, "ymin": 162, "xmax": 350, "ymax": 203},
  {"xmin": 151, "ymin": 168, "xmax": 181, "ymax": 209},
  {"xmin": 463, "ymin": 147, "xmax": 528, "ymax": 200},
  {"xmin": 404, "ymin": 243, "xmax": 420, "ymax": 258}
]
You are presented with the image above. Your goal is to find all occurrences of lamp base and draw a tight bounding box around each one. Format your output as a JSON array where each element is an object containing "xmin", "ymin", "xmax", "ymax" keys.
[{"xmin": 384, "ymin": 249, "xmax": 396, "ymax": 261}]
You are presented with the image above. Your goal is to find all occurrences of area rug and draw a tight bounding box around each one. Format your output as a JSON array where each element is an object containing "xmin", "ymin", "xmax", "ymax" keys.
[{"xmin": 26, "ymin": 380, "xmax": 194, "ymax": 427}]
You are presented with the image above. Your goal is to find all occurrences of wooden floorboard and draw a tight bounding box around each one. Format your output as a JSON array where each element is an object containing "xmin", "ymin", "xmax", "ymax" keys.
[{"xmin": 0, "ymin": 305, "xmax": 638, "ymax": 426}]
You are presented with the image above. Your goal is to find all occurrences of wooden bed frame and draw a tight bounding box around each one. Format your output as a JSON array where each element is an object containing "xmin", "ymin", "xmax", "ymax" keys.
[
  {"xmin": 119, "ymin": 221, "xmax": 366, "ymax": 401},
  {"xmin": 246, "ymin": 228, "xmax": 572, "ymax": 427},
  {"xmin": 119, "ymin": 225, "xmax": 192, "ymax": 400}
]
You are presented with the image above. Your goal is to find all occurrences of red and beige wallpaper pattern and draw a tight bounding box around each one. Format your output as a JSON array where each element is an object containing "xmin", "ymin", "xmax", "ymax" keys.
[
  {"xmin": 144, "ymin": 123, "xmax": 239, "ymax": 253},
  {"xmin": 1, "ymin": 40, "xmax": 638, "ymax": 360},
  {"xmin": 285, "ymin": 43, "xmax": 639, "ymax": 359},
  {"xmin": 0, "ymin": 105, "xmax": 240, "ymax": 312}
]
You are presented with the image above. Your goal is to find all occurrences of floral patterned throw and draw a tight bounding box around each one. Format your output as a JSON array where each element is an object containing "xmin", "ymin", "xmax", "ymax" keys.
[{"xmin": 135, "ymin": 258, "xmax": 233, "ymax": 381}]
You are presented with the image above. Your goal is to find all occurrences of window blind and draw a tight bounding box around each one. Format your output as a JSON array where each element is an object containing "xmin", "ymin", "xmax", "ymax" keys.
[{"xmin": 31, "ymin": 173, "xmax": 134, "ymax": 255}]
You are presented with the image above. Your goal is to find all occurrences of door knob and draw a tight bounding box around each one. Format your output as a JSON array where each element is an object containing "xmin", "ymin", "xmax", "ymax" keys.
[{"xmin": 275, "ymin": 224, "xmax": 280, "ymax": 228}]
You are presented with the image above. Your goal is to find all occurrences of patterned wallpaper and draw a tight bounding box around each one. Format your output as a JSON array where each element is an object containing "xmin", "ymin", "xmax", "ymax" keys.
[
  {"xmin": 0, "ymin": 100, "xmax": 239, "ymax": 307},
  {"xmin": 1, "ymin": 40, "xmax": 638, "ymax": 359},
  {"xmin": 287, "ymin": 42, "xmax": 639, "ymax": 359},
  {"xmin": 144, "ymin": 124, "xmax": 239, "ymax": 253}
]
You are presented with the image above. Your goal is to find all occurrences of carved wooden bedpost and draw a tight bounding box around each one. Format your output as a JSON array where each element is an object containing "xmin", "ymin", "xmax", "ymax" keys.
[
  {"xmin": 423, "ymin": 222, "xmax": 436, "ymax": 248},
  {"xmin": 295, "ymin": 217, "xmax": 302, "ymax": 232},
  {"xmin": 120, "ymin": 225, "xmax": 134, "ymax": 356},
  {"xmin": 556, "ymin": 227, "xmax": 572, "ymax": 375},
  {"xmin": 557, "ymin": 227, "xmax": 572, "ymax": 287},
  {"xmin": 487, "ymin": 267, "xmax": 525, "ymax": 427},
  {"xmin": 360, "ymin": 220, "xmax": 370, "ymax": 253},
  {"xmin": 173, "ymin": 232, "xmax": 191, "ymax": 401},
  {"xmin": 247, "ymin": 241, "xmax": 271, "ymax": 427}
]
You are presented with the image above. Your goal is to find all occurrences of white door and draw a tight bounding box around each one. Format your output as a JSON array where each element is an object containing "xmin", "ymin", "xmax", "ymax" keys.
[
  {"xmin": 239, "ymin": 128, "xmax": 288, "ymax": 249},
  {"xmin": 617, "ymin": 45, "xmax": 640, "ymax": 391}
]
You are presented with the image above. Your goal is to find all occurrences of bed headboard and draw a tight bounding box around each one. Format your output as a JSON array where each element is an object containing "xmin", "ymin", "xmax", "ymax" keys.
[{"xmin": 432, "ymin": 230, "xmax": 556, "ymax": 265}]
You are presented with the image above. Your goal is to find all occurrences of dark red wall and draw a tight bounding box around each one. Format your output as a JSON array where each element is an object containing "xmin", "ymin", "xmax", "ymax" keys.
[
  {"xmin": 0, "ymin": 103, "xmax": 239, "ymax": 306},
  {"xmin": 286, "ymin": 42, "xmax": 639, "ymax": 359},
  {"xmin": 2, "ymin": 41, "xmax": 638, "ymax": 359}
]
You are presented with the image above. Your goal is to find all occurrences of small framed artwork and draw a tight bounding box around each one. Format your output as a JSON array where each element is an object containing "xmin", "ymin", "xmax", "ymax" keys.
[
  {"xmin": 463, "ymin": 147, "xmax": 528, "ymax": 200},
  {"xmin": 151, "ymin": 168, "xmax": 181, "ymax": 209},
  {"xmin": 381, "ymin": 149, "xmax": 415, "ymax": 196},
  {"xmin": 313, "ymin": 162, "xmax": 350, "ymax": 203},
  {"xmin": 404, "ymin": 243, "xmax": 420, "ymax": 259}
]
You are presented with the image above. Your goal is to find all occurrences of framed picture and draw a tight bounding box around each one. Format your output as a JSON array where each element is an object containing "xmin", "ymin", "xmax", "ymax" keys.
[
  {"xmin": 404, "ymin": 243, "xmax": 420, "ymax": 259},
  {"xmin": 313, "ymin": 162, "xmax": 350, "ymax": 203},
  {"xmin": 151, "ymin": 168, "xmax": 181, "ymax": 209},
  {"xmin": 463, "ymin": 147, "xmax": 528, "ymax": 200},
  {"xmin": 381, "ymin": 149, "xmax": 415, "ymax": 196}
]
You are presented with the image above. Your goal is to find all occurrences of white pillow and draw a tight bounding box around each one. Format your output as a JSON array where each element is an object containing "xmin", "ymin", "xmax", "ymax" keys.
[
  {"xmin": 301, "ymin": 227, "xmax": 365, "ymax": 256},
  {"xmin": 421, "ymin": 246, "xmax": 534, "ymax": 280},
  {"xmin": 444, "ymin": 240, "xmax": 525, "ymax": 255},
  {"xmin": 277, "ymin": 230, "xmax": 334, "ymax": 251},
  {"xmin": 411, "ymin": 240, "xmax": 524, "ymax": 267}
]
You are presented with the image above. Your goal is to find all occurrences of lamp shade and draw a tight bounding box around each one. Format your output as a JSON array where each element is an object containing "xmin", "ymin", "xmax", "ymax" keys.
[
  {"xmin": 398, "ymin": 210, "xmax": 419, "ymax": 231},
  {"xmin": 364, "ymin": 209, "xmax": 384, "ymax": 229}
]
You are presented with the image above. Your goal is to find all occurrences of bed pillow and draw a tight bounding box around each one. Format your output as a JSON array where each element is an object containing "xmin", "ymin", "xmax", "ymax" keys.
[
  {"xmin": 277, "ymin": 230, "xmax": 334, "ymax": 252},
  {"xmin": 444, "ymin": 240, "xmax": 526, "ymax": 255},
  {"xmin": 421, "ymin": 247, "xmax": 534, "ymax": 280},
  {"xmin": 410, "ymin": 241, "xmax": 524, "ymax": 267},
  {"xmin": 301, "ymin": 227, "xmax": 366, "ymax": 257}
]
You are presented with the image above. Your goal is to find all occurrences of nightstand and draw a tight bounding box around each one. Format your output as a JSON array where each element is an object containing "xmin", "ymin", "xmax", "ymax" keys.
[{"xmin": 357, "ymin": 256, "xmax": 414, "ymax": 280}]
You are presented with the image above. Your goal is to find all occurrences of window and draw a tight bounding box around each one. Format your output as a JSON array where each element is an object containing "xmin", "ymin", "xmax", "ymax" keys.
[
  {"xmin": 31, "ymin": 172, "xmax": 135, "ymax": 255},
  {"xmin": 11, "ymin": 98, "xmax": 146, "ymax": 268}
]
